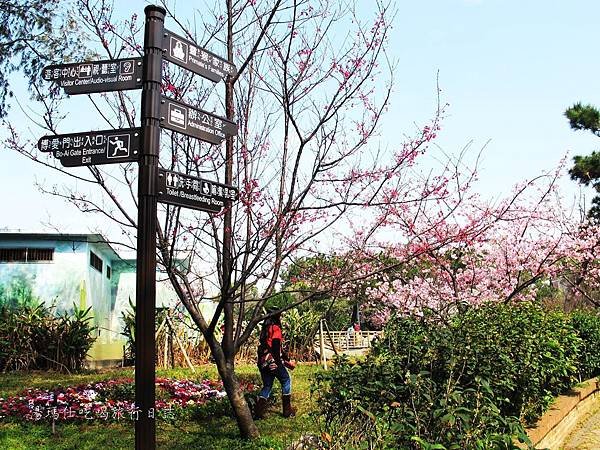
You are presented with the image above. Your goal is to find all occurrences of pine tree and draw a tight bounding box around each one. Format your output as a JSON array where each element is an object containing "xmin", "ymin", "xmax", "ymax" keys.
[
  {"xmin": 565, "ymin": 102, "xmax": 600, "ymax": 220},
  {"xmin": 0, "ymin": 0, "xmax": 85, "ymax": 117}
]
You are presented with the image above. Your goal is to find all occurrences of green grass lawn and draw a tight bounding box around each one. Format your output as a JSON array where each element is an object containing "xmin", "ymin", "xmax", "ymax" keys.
[{"xmin": 0, "ymin": 364, "xmax": 322, "ymax": 449}]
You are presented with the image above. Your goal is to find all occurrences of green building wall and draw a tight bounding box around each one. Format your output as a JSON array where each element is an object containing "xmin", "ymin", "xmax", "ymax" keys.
[
  {"xmin": 0, "ymin": 234, "xmax": 199, "ymax": 366},
  {"xmin": 0, "ymin": 236, "xmax": 132, "ymax": 365}
]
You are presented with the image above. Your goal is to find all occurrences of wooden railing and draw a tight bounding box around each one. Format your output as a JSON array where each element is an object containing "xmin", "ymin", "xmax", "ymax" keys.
[
  {"xmin": 317, "ymin": 330, "xmax": 381, "ymax": 351},
  {"xmin": 315, "ymin": 320, "xmax": 382, "ymax": 369}
]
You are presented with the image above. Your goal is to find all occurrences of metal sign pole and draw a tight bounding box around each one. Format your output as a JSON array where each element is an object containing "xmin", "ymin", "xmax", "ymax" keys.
[{"xmin": 136, "ymin": 5, "xmax": 165, "ymax": 450}]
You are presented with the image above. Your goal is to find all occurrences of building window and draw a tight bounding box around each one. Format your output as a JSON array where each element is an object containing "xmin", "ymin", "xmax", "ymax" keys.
[
  {"xmin": 90, "ymin": 251, "xmax": 103, "ymax": 273},
  {"xmin": 28, "ymin": 248, "xmax": 54, "ymax": 261},
  {"xmin": 106, "ymin": 265, "xmax": 111, "ymax": 280},
  {"xmin": 0, "ymin": 248, "xmax": 53, "ymax": 262},
  {"xmin": 0, "ymin": 248, "xmax": 26, "ymax": 262}
]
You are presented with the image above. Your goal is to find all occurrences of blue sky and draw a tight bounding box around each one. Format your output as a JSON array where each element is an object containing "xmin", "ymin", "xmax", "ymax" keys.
[
  {"xmin": 2, "ymin": 0, "xmax": 600, "ymax": 231},
  {"xmin": 384, "ymin": 0, "xmax": 600, "ymax": 202}
]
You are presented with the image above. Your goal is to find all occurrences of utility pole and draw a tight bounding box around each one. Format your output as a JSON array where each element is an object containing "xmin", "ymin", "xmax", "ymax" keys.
[{"xmin": 135, "ymin": 5, "xmax": 165, "ymax": 450}]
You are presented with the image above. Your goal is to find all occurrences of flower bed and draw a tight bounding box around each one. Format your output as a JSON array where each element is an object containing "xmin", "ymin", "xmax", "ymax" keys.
[{"xmin": 0, "ymin": 377, "xmax": 255, "ymax": 422}]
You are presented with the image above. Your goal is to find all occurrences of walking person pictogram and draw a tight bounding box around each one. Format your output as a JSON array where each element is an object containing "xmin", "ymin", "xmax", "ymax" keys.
[{"xmin": 107, "ymin": 135, "xmax": 130, "ymax": 158}]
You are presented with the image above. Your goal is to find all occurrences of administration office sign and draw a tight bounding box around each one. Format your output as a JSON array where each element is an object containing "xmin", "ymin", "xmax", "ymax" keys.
[{"xmin": 160, "ymin": 96, "xmax": 237, "ymax": 144}]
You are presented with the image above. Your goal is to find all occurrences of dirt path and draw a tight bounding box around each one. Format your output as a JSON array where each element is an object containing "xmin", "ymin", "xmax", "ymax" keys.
[{"xmin": 561, "ymin": 399, "xmax": 600, "ymax": 449}]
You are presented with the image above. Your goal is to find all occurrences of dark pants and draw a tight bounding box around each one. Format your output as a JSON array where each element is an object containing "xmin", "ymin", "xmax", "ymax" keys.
[{"xmin": 258, "ymin": 365, "xmax": 291, "ymax": 398}]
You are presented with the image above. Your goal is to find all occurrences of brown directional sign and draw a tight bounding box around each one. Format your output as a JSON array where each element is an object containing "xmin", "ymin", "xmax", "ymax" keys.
[
  {"xmin": 163, "ymin": 29, "xmax": 236, "ymax": 83},
  {"xmin": 158, "ymin": 168, "xmax": 238, "ymax": 213},
  {"xmin": 37, "ymin": 128, "xmax": 141, "ymax": 167},
  {"xmin": 159, "ymin": 96, "xmax": 237, "ymax": 144},
  {"xmin": 42, "ymin": 58, "xmax": 143, "ymax": 95}
]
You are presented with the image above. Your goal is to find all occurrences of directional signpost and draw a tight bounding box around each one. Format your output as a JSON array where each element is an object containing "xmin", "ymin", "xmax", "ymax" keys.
[
  {"xmin": 158, "ymin": 169, "xmax": 238, "ymax": 213},
  {"xmin": 37, "ymin": 128, "xmax": 140, "ymax": 167},
  {"xmin": 42, "ymin": 58, "xmax": 142, "ymax": 95},
  {"xmin": 160, "ymin": 96, "xmax": 237, "ymax": 144},
  {"xmin": 37, "ymin": 6, "xmax": 239, "ymax": 450},
  {"xmin": 163, "ymin": 29, "xmax": 236, "ymax": 82}
]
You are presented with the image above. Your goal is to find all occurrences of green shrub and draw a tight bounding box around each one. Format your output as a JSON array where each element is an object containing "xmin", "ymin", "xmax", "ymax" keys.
[
  {"xmin": 450, "ymin": 302, "xmax": 580, "ymax": 422},
  {"xmin": 281, "ymin": 307, "xmax": 322, "ymax": 360},
  {"xmin": 266, "ymin": 291, "xmax": 356, "ymax": 360},
  {"xmin": 0, "ymin": 303, "xmax": 96, "ymax": 372},
  {"xmin": 570, "ymin": 308, "xmax": 600, "ymax": 380},
  {"xmin": 314, "ymin": 301, "xmax": 586, "ymax": 449}
]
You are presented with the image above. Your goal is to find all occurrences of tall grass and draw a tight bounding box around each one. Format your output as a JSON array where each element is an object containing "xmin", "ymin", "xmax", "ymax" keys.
[{"xmin": 0, "ymin": 303, "xmax": 96, "ymax": 372}]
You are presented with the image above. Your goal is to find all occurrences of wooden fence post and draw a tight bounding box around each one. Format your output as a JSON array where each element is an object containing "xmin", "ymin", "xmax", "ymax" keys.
[{"xmin": 319, "ymin": 319, "xmax": 327, "ymax": 370}]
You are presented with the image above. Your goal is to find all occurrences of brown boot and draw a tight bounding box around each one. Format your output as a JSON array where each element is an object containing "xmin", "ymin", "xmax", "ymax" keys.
[
  {"xmin": 282, "ymin": 394, "xmax": 296, "ymax": 418},
  {"xmin": 254, "ymin": 396, "xmax": 268, "ymax": 420}
]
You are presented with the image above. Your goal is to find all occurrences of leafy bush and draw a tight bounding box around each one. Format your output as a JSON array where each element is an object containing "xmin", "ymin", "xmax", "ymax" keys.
[
  {"xmin": 266, "ymin": 292, "xmax": 357, "ymax": 360},
  {"xmin": 121, "ymin": 301, "xmax": 215, "ymax": 365},
  {"xmin": 281, "ymin": 307, "xmax": 321, "ymax": 360},
  {"xmin": 315, "ymin": 301, "xmax": 586, "ymax": 449},
  {"xmin": 121, "ymin": 298, "xmax": 135, "ymax": 361},
  {"xmin": 120, "ymin": 298, "xmax": 170, "ymax": 362},
  {"xmin": 0, "ymin": 303, "xmax": 96, "ymax": 372},
  {"xmin": 450, "ymin": 302, "xmax": 580, "ymax": 422},
  {"xmin": 570, "ymin": 308, "xmax": 600, "ymax": 380}
]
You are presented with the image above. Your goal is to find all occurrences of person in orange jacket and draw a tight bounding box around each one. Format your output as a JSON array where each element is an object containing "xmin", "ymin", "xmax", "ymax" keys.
[{"xmin": 254, "ymin": 309, "xmax": 296, "ymax": 419}]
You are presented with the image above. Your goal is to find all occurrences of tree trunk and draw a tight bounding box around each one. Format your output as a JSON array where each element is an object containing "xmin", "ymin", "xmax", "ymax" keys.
[
  {"xmin": 216, "ymin": 356, "xmax": 259, "ymax": 439},
  {"xmin": 220, "ymin": 0, "xmax": 258, "ymax": 439}
]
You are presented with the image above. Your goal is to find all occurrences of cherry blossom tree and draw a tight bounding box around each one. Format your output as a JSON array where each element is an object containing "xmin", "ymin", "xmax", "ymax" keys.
[
  {"xmin": 357, "ymin": 162, "xmax": 600, "ymax": 324},
  {"xmin": 559, "ymin": 223, "xmax": 600, "ymax": 308},
  {"xmin": 6, "ymin": 0, "xmax": 411, "ymax": 438},
  {"xmin": 7, "ymin": 0, "xmax": 591, "ymax": 441},
  {"xmin": 274, "ymin": 151, "xmax": 600, "ymax": 328}
]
